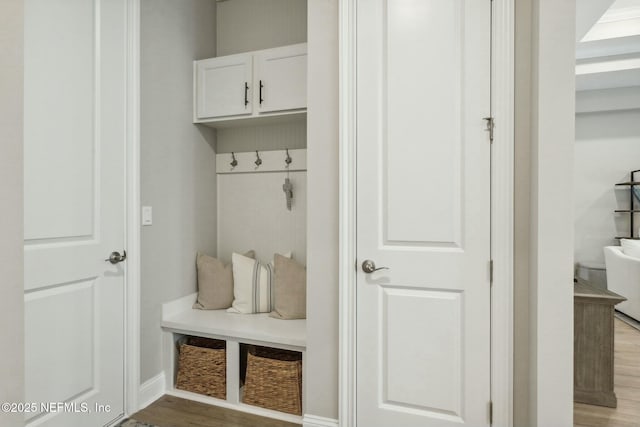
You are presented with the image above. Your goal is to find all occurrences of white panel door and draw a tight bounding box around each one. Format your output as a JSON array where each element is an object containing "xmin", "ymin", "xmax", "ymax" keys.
[
  {"xmin": 255, "ymin": 43, "xmax": 307, "ymax": 113},
  {"xmin": 24, "ymin": 0, "xmax": 127, "ymax": 426},
  {"xmin": 196, "ymin": 53, "xmax": 253, "ymax": 119},
  {"xmin": 356, "ymin": 1, "xmax": 492, "ymax": 426}
]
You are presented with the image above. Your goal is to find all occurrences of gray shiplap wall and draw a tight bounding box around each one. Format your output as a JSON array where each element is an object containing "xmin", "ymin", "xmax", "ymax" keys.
[
  {"xmin": 217, "ymin": 171, "xmax": 307, "ymax": 264},
  {"xmin": 216, "ymin": 120, "xmax": 306, "ymax": 153}
]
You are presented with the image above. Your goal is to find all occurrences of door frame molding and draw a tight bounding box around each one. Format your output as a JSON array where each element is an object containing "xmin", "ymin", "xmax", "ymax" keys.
[
  {"xmin": 337, "ymin": 0, "xmax": 515, "ymax": 425},
  {"xmin": 125, "ymin": 0, "xmax": 142, "ymax": 416}
]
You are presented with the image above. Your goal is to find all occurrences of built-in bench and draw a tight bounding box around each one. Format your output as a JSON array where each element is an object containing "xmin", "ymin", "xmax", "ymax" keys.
[{"xmin": 161, "ymin": 293, "xmax": 306, "ymax": 423}]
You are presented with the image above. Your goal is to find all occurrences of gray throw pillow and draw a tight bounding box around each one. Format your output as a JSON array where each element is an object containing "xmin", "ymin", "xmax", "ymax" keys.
[
  {"xmin": 269, "ymin": 254, "xmax": 306, "ymax": 320},
  {"xmin": 193, "ymin": 250, "xmax": 254, "ymax": 310}
]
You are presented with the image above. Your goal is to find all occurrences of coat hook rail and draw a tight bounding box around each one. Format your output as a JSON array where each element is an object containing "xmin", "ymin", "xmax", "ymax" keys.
[{"xmin": 216, "ymin": 149, "xmax": 307, "ymax": 174}]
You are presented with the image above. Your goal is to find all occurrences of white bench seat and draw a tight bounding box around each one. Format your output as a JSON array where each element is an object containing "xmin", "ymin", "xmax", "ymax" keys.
[
  {"xmin": 160, "ymin": 293, "xmax": 306, "ymax": 423},
  {"xmin": 161, "ymin": 292, "xmax": 306, "ymax": 350}
]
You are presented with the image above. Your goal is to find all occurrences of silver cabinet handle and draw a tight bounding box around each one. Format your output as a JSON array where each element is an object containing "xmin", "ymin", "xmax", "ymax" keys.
[
  {"xmin": 105, "ymin": 250, "xmax": 127, "ymax": 264},
  {"xmin": 362, "ymin": 259, "xmax": 389, "ymax": 274}
]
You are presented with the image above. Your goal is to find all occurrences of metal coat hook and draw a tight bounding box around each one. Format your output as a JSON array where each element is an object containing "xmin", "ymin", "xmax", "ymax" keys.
[
  {"xmin": 230, "ymin": 152, "xmax": 238, "ymax": 169},
  {"xmin": 254, "ymin": 150, "xmax": 262, "ymax": 168},
  {"xmin": 285, "ymin": 149, "xmax": 292, "ymax": 167}
]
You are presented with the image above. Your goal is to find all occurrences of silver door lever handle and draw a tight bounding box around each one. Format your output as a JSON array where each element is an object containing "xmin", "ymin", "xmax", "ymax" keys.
[
  {"xmin": 105, "ymin": 250, "xmax": 127, "ymax": 264},
  {"xmin": 362, "ymin": 259, "xmax": 389, "ymax": 274}
]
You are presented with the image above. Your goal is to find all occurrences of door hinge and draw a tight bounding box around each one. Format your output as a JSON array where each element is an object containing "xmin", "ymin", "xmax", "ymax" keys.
[
  {"xmin": 489, "ymin": 260, "xmax": 494, "ymax": 285},
  {"xmin": 489, "ymin": 401, "xmax": 493, "ymax": 424},
  {"xmin": 483, "ymin": 117, "xmax": 494, "ymax": 143}
]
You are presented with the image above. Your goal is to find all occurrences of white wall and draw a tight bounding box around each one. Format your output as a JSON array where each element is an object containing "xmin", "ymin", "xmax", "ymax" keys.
[
  {"xmin": 140, "ymin": 0, "xmax": 218, "ymax": 384},
  {"xmin": 0, "ymin": 1, "xmax": 25, "ymax": 425},
  {"xmin": 574, "ymin": 109, "xmax": 640, "ymax": 266},
  {"xmin": 305, "ymin": 0, "xmax": 339, "ymax": 420},
  {"xmin": 526, "ymin": 0, "xmax": 576, "ymax": 425}
]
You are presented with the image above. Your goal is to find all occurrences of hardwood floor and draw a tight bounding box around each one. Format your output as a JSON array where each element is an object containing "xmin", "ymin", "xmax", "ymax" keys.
[
  {"xmin": 130, "ymin": 395, "xmax": 301, "ymax": 427},
  {"xmin": 574, "ymin": 319, "xmax": 640, "ymax": 427}
]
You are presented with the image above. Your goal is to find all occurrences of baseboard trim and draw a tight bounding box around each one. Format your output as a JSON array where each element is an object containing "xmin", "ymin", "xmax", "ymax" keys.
[
  {"xmin": 303, "ymin": 414, "xmax": 339, "ymax": 427},
  {"xmin": 138, "ymin": 372, "xmax": 166, "ymax": 410}
]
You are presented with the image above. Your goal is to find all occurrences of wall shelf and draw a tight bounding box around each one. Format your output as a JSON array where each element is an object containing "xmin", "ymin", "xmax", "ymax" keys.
[{"xmin": 613, "ymin": 169, "xmax": 640, "ymax": 240}]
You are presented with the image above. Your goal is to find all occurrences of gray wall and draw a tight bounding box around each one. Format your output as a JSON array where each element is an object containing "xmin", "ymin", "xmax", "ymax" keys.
[
  {"xmin": 305, "ymin": 0, "xmax": 339, "ymax": 420},
  {"xmin": 216, "ymin": 0, "xmax": 307, "ymax": 56},
  {"xmin": 140, "ymin": 0, "xmax": 218, "ymax": 384},
  {"xmin": 0, "ymin": 1, "xmax": 25, "ymax": 425}
]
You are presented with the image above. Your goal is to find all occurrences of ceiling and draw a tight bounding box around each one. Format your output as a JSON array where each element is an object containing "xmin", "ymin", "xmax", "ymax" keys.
[{"xmin": 575, "ymin": 0, "xmax": 640, "ymax": 91}]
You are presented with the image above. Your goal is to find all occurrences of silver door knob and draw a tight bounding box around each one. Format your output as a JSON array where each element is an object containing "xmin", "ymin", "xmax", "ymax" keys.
[
  {"xmin": 362, "ymin": 259, "xmax": 389, "ymax": 273},
  {"xmin": 105, "ymin": 250, "xmax": 127, "ymax": 264}
]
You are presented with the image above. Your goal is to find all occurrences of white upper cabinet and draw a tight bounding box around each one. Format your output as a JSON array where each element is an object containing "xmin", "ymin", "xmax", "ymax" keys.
[
  {"xmin": 255, "ymin": 44, "xmax": 307, "ymax": 114},
  {"xmin": 194, "ymin": 43, "xmax": 307, "ymax": 126},
  {"xmin": 195, "ymin": 53, "xmax": 253, "ymax": 119}
]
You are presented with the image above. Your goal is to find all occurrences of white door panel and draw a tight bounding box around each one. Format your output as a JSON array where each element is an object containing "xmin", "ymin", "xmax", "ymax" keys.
[
  {"xmin": 356, "ymin": 0, "xmax": 491, "ymax": 426},
  {"xmin": 24, "ymin": 0, "xmax": 126, "ymax": 425},
  {"xmin": 23, "ymin": 0, "xmax": 96, "ymax": 241}
]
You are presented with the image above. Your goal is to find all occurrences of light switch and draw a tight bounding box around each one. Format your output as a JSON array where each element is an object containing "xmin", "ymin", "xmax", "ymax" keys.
[{"xmin": 142, "ymin": 206, "xmax": 153, "ymax": 226}]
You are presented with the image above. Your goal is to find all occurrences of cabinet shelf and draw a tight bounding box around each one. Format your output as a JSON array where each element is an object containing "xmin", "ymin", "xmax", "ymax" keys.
[
  {"xmin": 615, "ymin": 181, "xmax": 640, "ymax": 186},
  {"xmin": 195, "ymin": 110, "xmax": 305, "ymax": 129},
  {"xmin": 614, "ymin": 210, "xmax": 640, "ymax": 213}
]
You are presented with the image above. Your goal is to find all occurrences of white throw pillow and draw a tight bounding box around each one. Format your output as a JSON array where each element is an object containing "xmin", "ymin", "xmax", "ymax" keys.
[
  {"xmin": 621, "ymin": 239, "xmax": 640, "ymax": 259},
  {"xmin": 228, "ymin": 251, "xmax": 292, "ymax": 314}
]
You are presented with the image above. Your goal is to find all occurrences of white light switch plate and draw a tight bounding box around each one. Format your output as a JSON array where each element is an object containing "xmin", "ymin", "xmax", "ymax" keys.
[{"xmin": 142, "ymin": 206, "xmax": 153, "ymax": 226}]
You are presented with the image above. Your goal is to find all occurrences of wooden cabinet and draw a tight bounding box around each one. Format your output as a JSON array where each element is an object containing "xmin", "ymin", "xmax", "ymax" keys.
[
  {"xmin": 574, "ymin": 278, "xmax": 626, "ymax": 407},
  {"xmin": 194, "ymin": 43, "xmax": 307, "ymax": 126}
]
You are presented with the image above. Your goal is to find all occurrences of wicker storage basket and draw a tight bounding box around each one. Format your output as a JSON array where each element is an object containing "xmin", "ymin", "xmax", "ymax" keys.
[
  {"xmin": 243, "ymin": 346, "xmax": 302, "ymax": 415},
  {"xmin": 175, "ymin": 337, "xmax": 226, "ymax": 399}
]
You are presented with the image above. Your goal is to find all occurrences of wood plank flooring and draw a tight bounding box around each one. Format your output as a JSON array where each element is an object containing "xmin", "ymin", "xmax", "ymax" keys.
[
  {"xmin": 574, "ymin": 319, "xmax": 640, "ymax": 427},
  {"xmin": 130, "ymin": 395, "xmax": 301, "ymax": 427}
]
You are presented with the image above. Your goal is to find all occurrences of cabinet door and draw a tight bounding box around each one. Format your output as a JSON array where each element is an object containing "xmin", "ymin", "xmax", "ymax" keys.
[
  {"xmin": 255, "ymin": 44, "xmax": 307, "ymax": 114},
  {"xmin": 196, "ymin": 54, "xmax": 252, "ymax": 119}
]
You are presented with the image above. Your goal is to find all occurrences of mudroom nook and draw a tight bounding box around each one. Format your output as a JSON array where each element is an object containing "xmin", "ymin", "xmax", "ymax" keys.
[
  {"xmin": 141, "ymin": 0, "xmax": 311, "ymax": 424},
  {"xmin": 147, "ymin": 0, "xmax": 307, "ymax": 423}
]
